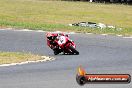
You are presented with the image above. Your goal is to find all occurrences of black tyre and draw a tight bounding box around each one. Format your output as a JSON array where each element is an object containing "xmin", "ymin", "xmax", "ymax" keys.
[
  {"xmin": 53, "ymin": 48, "xmax": 62, "ymax": 55},
  {"xmin": 54, "ymin": 51, "xmax": 59, "ymax": 55},
  {"xmin": 53, "ymin": 49, "xmax": 59, "ymax": 55},
  {"xmin": 69, "ymin": 46, "xmax": 79, "ymax": 55}
]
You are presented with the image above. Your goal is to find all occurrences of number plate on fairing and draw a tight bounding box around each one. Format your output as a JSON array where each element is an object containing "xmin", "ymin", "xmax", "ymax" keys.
[{"xmin": 58, "ymin": 36, "xmax": 66, "ymax": 45}]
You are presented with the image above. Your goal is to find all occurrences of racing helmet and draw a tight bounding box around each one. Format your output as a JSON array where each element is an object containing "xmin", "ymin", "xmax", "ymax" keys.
[{"xmin": 46, "ymin": 32, "xmax": 57, "ymax": 40}]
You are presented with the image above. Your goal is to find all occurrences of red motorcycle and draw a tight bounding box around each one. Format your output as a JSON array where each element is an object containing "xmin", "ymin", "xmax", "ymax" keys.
[{"xmin": 53, "ymin": 35, "xmax": 79, "ymax": 55}]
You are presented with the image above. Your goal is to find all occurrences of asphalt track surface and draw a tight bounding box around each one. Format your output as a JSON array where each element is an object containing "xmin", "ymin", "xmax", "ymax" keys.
[{"xmin": 0, "ymin": 29, "xmax": 132, "ymax": 88}]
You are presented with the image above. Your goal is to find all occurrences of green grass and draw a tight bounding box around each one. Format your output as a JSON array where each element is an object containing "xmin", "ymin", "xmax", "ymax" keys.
[
  {"xmin": 0, "ymin": 0, "xmax": 132, "ymax": 35},
  {"xmin": 0, "ymin": 52, "xmax": 45, "ymax": 65}
]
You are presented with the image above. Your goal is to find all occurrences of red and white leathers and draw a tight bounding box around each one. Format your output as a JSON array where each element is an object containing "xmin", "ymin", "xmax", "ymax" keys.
[{"xmin": 46, "ymin": 32, "xmax": 67, "ymax": 50}]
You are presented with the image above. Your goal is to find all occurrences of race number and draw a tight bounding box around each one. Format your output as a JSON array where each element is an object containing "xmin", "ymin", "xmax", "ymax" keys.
[{"xmin": 58, "ymin": 36, "xmax": 66, "ymax": 45}]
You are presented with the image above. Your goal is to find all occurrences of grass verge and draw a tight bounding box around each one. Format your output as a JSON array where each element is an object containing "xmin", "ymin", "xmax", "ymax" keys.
[
  {"xmin": 0, "ymin": 0, "xmax": 132, "ymax": 35},
  {"xmin": 0, "ymin": 52, "xmax": 48, "ymax": 65}
]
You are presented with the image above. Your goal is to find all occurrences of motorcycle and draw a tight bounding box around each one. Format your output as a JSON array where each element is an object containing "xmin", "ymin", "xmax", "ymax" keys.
[{"xmin": 53, "ymin": 35, "xmax": 79, "ymax": 55}]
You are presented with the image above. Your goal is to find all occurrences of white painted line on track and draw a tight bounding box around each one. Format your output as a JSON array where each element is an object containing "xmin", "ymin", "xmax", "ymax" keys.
[
  {"xmin": 101, "ymin": 34, "xmax": 108, "ymax": 36},
  {"xmin": 0, "ymin": 29, "xmax": 6, "ymax": 30},
  {"xmin": 66, "ymin": 32, "xmax": 76, "ymax": 34},
  {"xmin": 86, "ymin": 33, "xmax": 93, "ymax": 35},
  {"xmin": 123, "ymin": 36, "xmax": 132, "ymax": 39},
  {"xmin": 53, "ymin": 31, "xmax": 76, "ymax": 34},
  {"xmin": 36, "ymin": 30, "xmax": 45, "ymax": 33},
  {"xmin": 116, "ymin": 35, "xmax": 123, "ymax": 37},
  {"xmin": 20, "ymin": 29, "xmax": 33, "ymax": 32},
  {"xmin": 1, "ymin": 28, "xmax": 132, "ymax": 38},
  {"xmin": 0, "ymin": 56, "xmax": 55, "ymax": 67},
  {"xmin": 6, "ymin": 28, "xmax": 13, "ymax": 30}
]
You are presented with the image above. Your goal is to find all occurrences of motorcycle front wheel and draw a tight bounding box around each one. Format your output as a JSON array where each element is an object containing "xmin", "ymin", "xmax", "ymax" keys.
[{"xmin": 69, "ymin": 46, "xmax": 79, "ymax": 55}]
